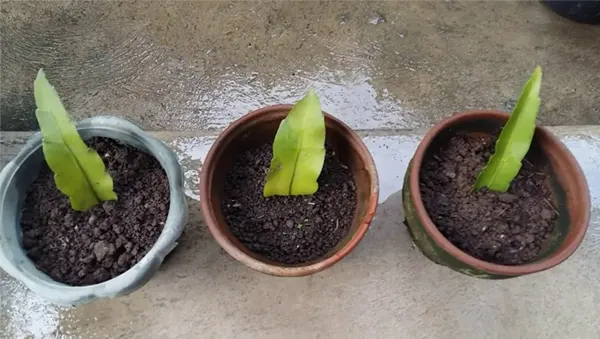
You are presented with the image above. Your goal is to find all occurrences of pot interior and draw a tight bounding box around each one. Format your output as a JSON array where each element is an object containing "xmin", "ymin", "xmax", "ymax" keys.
[
  {"xmin": 4, "ymin": 127, "xmax": 169, "ymax": 283},
  {"xmin": 421, "ymin": 115, "xmax": 572, "ymax": 263},
  {"xmin": 206, "ymin": 111, "xmax": 373, "ymax": 267}
]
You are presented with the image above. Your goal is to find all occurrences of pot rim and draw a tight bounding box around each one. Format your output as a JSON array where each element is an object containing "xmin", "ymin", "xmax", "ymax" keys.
[
  {"xmin": 409, "ymin": 109, "xmax": 590, "ymax": 275},
  {"xmin": 200, "ymin": 104, "xmax": 379, "ymax": 277}
]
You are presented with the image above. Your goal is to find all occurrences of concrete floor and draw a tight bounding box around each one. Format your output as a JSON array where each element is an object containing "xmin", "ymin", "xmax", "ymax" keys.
[
  {"xmin": 1, "ymin": 1, "xmax": 600, "ymax": 131},
  {"xmin": 1, "ymin": 1, "xmax": 600, "ymax": 338}
]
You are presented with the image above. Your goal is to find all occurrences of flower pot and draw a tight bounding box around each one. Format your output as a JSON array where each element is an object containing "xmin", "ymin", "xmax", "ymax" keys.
[
  {"xmin": 200, "ymin": 105, "xmax": 378, "ymax": 277},
  {"xmin": 0, "ymin": 116, "xmax": 187, "ymax": 305},
  {"xmin": 402, "ymin": 110, "xmax": 590, "ymax": 278},
  {"xmin": 542, "ymin": 1, "xmax": 600, "ymax": 24}
]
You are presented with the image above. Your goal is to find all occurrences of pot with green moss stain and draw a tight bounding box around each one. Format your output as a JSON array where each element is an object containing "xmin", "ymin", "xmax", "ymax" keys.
[{"xmin": 402, "ymin": 110, "xmax": 590, "ymax": 278}]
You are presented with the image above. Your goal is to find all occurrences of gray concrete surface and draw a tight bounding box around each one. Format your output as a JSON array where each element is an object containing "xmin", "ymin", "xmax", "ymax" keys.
[
  {"xmin": 1, "ymin": 127, "xmax": 600, "ymax": 339},
  {"xmin": 2, "ymin": 0, "xmax": 600, "ymax": 338},
  {"xmin": 1, "ymin": 0, "xmax": 600, "ymax": 131}
]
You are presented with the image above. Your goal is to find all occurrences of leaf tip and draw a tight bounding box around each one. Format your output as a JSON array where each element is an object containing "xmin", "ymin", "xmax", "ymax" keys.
[
  {"xmin": 531, "ymin": 66, "xmax": 542, "ymax": 86},
  {"xmin": 302, "ymin": 88, "xmax": 321, "ymax": 108},
  {"xmin": 33, "ymin": 68, "xmax": 57, "ymax": 107},
  {"xmin": 34, "ymin": 68, "xmax": 49, "ymax": 88}
]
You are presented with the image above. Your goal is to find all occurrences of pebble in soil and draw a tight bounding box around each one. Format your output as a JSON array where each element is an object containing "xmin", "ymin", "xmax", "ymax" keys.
[
  {"xmin": 419, "ymin": 132, "xmax": 558, "ymax": 265},
  {"xmin": 221, "ymin": 144, "xmax": 357, "ymax": 265},
  {"xmin": 20, "ymin": 137, "xmax": 169, "ymax": 286}
]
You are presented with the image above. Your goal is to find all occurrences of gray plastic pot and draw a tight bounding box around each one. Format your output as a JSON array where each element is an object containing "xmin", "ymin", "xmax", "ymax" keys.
[{"xmin": 0, "ymin": 116, "xmax": 187, "ymax": 306}]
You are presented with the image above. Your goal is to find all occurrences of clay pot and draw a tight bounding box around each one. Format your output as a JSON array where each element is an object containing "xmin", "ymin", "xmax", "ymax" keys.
[
  {"xmin": 200, "ymin": 105, "xmax": 379, "ymax": 276},
  {"xmin": 0, "ymin": 116, "xmax": 187, "ymax": 305},
  {"xmin": 402, "ymin": 110, "xmax": 590, "ymax": 278}
]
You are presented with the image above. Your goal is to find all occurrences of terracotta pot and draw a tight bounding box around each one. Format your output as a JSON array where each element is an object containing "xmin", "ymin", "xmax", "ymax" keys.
[
  {"xmin": 402, "ymin": 110, "xmax": 590, "ymax": 278},
  {"xmin": 200, "ymin": 105, "xmax": 379, "ymax": 276}
]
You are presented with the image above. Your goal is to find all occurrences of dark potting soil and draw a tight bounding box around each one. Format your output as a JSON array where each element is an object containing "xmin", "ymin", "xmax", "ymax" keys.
[
  {"xmin": 20, "ymin": 137, "xmax": 169, "ymax": 286},
  {"xmin": 419, "ymin": 133, "xmax": 558, "ymax": 265},
  {"xmin": 221, "ymin": 144, "xmax": 357, "ymax": 265}
]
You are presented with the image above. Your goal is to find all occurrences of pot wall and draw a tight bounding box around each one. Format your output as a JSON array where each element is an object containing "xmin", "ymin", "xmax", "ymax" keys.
[
  {"xmin": 402, "ymin": 111, "xmax": 590, "ymax": 278},
  {"xmin": 0, "ymin": 116, "xmax": 187, "ymax": 305}
]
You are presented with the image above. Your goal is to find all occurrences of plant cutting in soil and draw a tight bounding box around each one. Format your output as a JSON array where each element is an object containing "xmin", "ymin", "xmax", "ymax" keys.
[
  {"xmin": 221, "ymin": 90, "xmax": 357, "ymax": 264},
  {"xmin": 419, "ymin": 67, "xmax": 559, "ymax": 265},
  {"xmin": 20, "ymin": 70, "xmax": 169, "ymax": 285}
]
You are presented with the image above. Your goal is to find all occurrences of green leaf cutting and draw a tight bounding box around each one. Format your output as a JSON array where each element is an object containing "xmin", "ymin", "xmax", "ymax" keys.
[
  {"xmin": 34, "ymin": 69, "xmax": 117, "ymax": 211},
  {"xmin": 474, "ymin": 66, "xmax": 543, "ymax": 192},
  {"xmin": 263, "ymin": 89, "xmax": 326, "ymax": 197}
]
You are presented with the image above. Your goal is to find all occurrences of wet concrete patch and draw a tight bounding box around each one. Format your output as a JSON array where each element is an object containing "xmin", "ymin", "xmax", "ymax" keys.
[{"xmin": 2, "ymin": 1, "xmax": 599, "ymax": 131}]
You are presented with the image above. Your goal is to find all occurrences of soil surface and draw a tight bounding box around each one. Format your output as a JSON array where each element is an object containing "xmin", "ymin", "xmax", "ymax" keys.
[
  {"xmin": 21, "ymin": 137, "xmax": 169, "ymax": 286},
  {"xmin": 419, "ymin": 133, "xmax": 558, "ymax": 265},
  {"xmin": 222, "ymin": 144, "xmax": 357, "ymax": 264}
]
